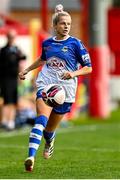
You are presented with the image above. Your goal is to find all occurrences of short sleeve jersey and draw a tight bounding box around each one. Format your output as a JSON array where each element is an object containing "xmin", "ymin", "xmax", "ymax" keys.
[{"xmin": 36, "ymin": 36, "xmax": 91, "ymax": 102}]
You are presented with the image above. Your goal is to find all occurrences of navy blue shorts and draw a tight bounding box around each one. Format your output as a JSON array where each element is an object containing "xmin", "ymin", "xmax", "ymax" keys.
[{"xmin": 36, "ymin": 89, "xmax": 73, "ymax": 114}]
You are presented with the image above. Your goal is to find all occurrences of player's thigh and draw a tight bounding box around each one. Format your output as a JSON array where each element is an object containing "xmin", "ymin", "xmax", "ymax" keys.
[
  {"xmin": 45, "ymin": 111, "xmax": 65, "ymax": 131},
  {"xmin": 36, "ymin": 98, "xmax": 52, "ymax": 118},
  {"xmin": 45, "ymin": 102, "xmax": 72, "ymax": 131}
]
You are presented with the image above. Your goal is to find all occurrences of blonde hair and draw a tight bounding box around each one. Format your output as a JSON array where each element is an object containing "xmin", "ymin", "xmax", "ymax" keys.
[{"xmin": 52, "ymin": 4, "xmax": 71, "ymax": 26}]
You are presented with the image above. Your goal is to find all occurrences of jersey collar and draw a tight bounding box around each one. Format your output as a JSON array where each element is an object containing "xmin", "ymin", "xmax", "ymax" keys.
[{"xmin": 53, "ymin": 35, "xmax": 70, "ymax": 42}]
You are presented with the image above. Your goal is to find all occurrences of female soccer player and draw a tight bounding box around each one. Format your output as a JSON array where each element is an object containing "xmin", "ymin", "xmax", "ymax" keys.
[{"xmin": 19, "ymin": 4, "xmax": 92, "ymax": 172}]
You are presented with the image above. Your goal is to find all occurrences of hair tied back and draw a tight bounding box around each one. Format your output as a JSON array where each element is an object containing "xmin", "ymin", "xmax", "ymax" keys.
[{"xmin": 55, "ymin": 4, "xmax": 64, "ymax": 13}]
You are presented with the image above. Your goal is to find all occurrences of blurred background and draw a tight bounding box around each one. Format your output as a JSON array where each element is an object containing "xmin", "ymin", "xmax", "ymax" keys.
[{"xmin": 0, "ymin": 0, "xmax": 120, "ymax": 130}]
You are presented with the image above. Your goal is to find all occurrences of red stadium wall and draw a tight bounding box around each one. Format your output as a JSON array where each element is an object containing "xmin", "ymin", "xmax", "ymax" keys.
[
  {"xmin": 0, "ymin": 14, "xmax": 28, "ymax": 35},
  {"xmin": 108, "ymin": 8, "xmax": 120, "ymax": 75},
  {"xmin": 89, "ymin": 45, "xmax": 110, "ymax": 118}
]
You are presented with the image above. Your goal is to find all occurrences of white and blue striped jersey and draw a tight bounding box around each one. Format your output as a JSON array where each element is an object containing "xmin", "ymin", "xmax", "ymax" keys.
[{"xmin": 36, "ymin": 36, "xmax": 91, "ymax": 102}]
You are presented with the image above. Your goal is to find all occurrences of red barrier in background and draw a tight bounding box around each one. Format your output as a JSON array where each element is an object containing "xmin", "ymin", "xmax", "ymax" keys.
[
  {"xmin": 89, "ymin": 45, "xmax": 110, "ymax": 118},
  {"xmin": 112, "ymin": 51, "xmax": 120, "ymax": 75},
  {"xmin": 108, "ymin": 8, "xmax": 120, "ymax": 75},
  {"xmin": 108, "ymin": 8, "xmax": 120, "ymax": 52},
  {"xmin": 0, "ymin": 14, "xmax": 28, "ymax": 35}
]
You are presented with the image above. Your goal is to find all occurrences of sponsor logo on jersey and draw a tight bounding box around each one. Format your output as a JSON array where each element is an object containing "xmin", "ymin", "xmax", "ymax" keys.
[
  {"xmin": 61, "ymin": 46, "xmax": 68, "ymax": 52},
  {"xmin": 47, "ymin": 56, "xmax": 66, "ymax": 70},
  {"xmin": 81, "ymin": 54, "xmax": 90, "ymax": 62}
]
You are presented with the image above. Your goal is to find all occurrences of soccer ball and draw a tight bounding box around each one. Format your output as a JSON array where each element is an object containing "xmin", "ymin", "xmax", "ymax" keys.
[{"xmin": 42, "ymin": 84, "xmax": 66, "ymax": 107}]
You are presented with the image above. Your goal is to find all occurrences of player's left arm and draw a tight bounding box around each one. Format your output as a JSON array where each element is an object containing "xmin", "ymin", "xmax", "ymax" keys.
[
  {"xmin": 62, "ymin": 40, "xmax": 92, "ymax": 80},
  {"xmin": 61, "ymin": 66, "xmax": 92, "ymax": 80}
]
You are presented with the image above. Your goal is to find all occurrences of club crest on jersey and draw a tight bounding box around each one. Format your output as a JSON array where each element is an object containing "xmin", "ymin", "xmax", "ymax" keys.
[
  {"xmin": 47, "ymin": 56, "xmax": 66, "ymax": 70},
  {"xmin": 61, "ymin": 46, "xmax": 68, "ymax": 52}
]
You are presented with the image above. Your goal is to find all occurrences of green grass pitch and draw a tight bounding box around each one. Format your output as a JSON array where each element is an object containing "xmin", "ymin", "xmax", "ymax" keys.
[{"xmin": 0, "ymin": 109, "xmax": 120, "ymax": 179}]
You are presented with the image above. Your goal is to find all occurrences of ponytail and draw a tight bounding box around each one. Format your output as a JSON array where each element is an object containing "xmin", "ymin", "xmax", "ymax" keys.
[{"xmin": 52, "ymin": 4, "xmax": 71, "ymax": 26}]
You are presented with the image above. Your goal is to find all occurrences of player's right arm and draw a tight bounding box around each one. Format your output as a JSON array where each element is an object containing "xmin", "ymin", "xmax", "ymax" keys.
[{"xmin": 19, "ymin": 56, "xmax": 45, "ymax": 80}]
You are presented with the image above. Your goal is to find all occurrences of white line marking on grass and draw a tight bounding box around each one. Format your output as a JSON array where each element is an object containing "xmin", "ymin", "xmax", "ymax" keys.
[
  {"xmin": 90, "ymin": 148, "xmax": 120, "ymax": 152},
  {"xmin": 57, "ymin": 125, "xmax": 97, "ymax": 133},
  {"xmin": 0, "ymin": 125, "xmax": 97, "ymax": 138},
  {"xmin": 0, "ymin": 123, "xmax": 120, "ymax": 138},
  {"xmin": 0, "ymin": 127, "xmax": 31, "ymax": 138},
  {"xmin": 0, "ymin": 144, "xmax": 26, "ymax": 149},
  {"xmin": 0, "ymin": 131, "xmax": 28, "ymax": 138},
  {"xmin": 56, "ymin": 147, "xmax": 120, "ymax": 153},
  {"xmin": 0, "ymin": 144, "xmax": 120, "ymax": 153},
  {"xmin": 58, "ymin": 123, "xmax": 120, "ymax": 133}
]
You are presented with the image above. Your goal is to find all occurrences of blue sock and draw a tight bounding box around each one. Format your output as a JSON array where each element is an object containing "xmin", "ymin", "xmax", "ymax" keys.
[
  {"xmin": 43, "ymin": 130, "xmax": 56, "ymax": 143},
  {"xmin": 28, "ymin": 115, "xmax": 48, "ymax": 157}
]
